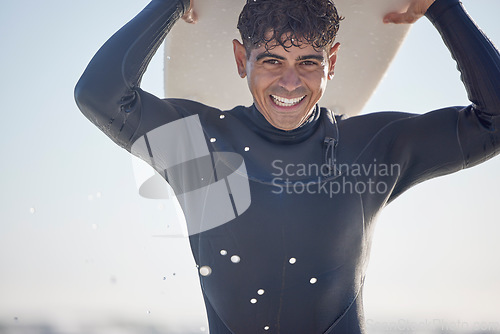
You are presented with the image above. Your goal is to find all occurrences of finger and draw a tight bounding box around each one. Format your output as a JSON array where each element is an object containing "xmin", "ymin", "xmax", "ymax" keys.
[
  {"xmin": 383, "ymin": 11, "xmax": 419, "ymax": 24},
  {"xmin": 181, "ymin": 0, "xmax": 197, "ymax": 24},
  {"xmin": 182, "ymin": 9, "xmax": 198, "ymax": 24}
]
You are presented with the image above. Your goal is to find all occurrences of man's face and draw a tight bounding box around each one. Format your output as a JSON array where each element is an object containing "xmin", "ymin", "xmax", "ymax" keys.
[{"xmin": 233, "ymin": 38, "xmax": 340, "ymax": 131}]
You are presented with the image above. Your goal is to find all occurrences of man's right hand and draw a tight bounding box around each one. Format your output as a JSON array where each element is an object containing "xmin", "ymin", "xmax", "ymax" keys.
[{"xmin": 181, "ymin": 0, "xmax": 197, "ymax": 24}]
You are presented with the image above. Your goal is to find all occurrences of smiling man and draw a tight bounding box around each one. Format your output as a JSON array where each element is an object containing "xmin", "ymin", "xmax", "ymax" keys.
[
  {"xmin": 75, "ymin": 0, "xmax": 500, "ymax": 333},
  {"xmin": 233, "ymin": 40, "xmax": 339, "ymax": 130},
  {"xmin": 232, "ymin": 0, "xmax": 342, "ymax": 131}
]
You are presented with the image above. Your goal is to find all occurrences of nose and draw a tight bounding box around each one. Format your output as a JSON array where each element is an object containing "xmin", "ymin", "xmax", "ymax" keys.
[{"xmin": 278, "ymin": 66, "xmax": 302, "ymax": 93}]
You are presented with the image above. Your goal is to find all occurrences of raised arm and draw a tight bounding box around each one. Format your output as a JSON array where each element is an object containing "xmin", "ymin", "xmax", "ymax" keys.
[
  {"xmin": 74, "ymin": 0, "xmax": 191, "ymax": 150},
  {"xmin": 385, "ymin": 0, "xmax": 500, "ymax": 121},
  {"xmin": 388, "ymin": 0, "xmax": 500, "ymax": 116},
  {"xmin": 424, "ymin": 0, "xmax": 500, "ymax": 167},
  {"xmin": 376, "ymin": 0, "xmax": 500, "ymax": 200}
]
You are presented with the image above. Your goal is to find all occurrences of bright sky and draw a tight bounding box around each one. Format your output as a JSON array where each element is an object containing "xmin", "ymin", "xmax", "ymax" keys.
[{"xmin": 0, "ymin": 0, "xmax": 499, "ymax": 333}]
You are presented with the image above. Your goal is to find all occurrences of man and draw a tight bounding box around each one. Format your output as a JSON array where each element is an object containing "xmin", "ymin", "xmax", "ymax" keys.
[{"xmin": 74, "ymin": 0, "xmax": 500, "ymax": 332}]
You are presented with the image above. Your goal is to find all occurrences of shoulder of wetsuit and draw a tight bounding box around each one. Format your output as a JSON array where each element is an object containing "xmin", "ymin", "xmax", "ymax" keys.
[
  {"xmin": 164, "ymin": 98, "xmax": 220, "ymax": 113},
  {"xmin": 334, "ymin": 111, "xmax": 422, "ymax": 156},
  {"xmin": 337, "ymin": 111, "xmax": 416, "ymax": 132}
]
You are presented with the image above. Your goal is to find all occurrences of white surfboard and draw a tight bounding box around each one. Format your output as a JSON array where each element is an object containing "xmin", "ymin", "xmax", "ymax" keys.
[{"xmin": 164, "ymin": 0, "xmax": 411, "ymax": 117}]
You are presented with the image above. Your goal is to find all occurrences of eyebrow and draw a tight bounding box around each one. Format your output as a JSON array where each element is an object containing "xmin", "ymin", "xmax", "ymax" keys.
[
  {"xmin": 255, "ymin": 52, "xmax": 325, "ymax": 62},
  {"xmin": 255, "ymin": 52, "xmax": 285, "ymax": 62},
  {"xmin": 296, "ymin": 55, "xmax": 325, "ymax": 62}
]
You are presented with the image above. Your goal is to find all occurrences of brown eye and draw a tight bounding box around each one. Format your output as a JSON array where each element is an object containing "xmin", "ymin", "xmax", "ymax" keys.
[
  {"xmin": 301, "ymin": 61, "xmax": 317, "ymax": 66},
  {"xmin": 264, "ymin": 59, "xmax": 280, "ymax": 65}
]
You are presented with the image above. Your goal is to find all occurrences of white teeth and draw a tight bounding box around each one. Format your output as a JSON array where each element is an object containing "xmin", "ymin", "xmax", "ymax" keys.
[{"xmin": 271, "ymin": 95, "xmax": 305, "ymax": 107}]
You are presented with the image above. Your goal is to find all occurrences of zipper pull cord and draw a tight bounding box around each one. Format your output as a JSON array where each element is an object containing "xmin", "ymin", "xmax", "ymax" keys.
[{"xmin": 323, "ymin": 108, "xmax": 340, "ymax": 175}]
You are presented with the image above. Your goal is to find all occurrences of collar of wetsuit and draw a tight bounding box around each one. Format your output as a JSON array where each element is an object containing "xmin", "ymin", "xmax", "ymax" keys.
[{"xmin": 246, "ymin": 104, "xmax": 322, "ymax": 144}]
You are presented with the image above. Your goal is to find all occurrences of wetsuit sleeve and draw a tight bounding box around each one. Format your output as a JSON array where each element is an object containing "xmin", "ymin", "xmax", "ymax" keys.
[
  {"xmin": 74, "ymin": 0, "xmax": 191, "ymax": 150},
  {"xmin": 425, "ymin": 0, "xmax": 500, "ymax": 168},
  {"xmin": 386, "ymin": 0, "xmax": 500, "ymax": 199}
]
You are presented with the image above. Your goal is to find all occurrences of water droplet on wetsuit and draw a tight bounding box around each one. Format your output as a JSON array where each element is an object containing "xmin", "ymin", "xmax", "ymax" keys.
[{"xmin": 200, "ymin": 266, "xmax": 212, "ymax": 276}]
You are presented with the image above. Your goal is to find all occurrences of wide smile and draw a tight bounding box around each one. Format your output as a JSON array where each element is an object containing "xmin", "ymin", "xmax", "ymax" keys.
[{"xmin": 270, "ymin": 95, "xmax": 306, "ymax": 108}]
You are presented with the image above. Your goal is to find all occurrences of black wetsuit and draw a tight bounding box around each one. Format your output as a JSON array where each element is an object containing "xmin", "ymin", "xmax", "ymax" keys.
[{"xmin": 74, "ymin": 0, "xmax": 500, "ymax": 333}]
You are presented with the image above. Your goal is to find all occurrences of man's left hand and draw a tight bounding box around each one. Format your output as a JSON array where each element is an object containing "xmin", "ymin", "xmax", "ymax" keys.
[{"xmin": 383, "ymin": 0, "xmax": 436, "ymax": 24}]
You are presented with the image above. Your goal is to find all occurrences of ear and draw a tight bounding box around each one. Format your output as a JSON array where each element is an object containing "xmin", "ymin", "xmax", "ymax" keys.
[
  {"xmin": 327, "ymin": 42, "xmax": 341, "ymax": 80},
  {"xmin": 233, "ymin": 39, "xmax": 248, "ymax": 78}
]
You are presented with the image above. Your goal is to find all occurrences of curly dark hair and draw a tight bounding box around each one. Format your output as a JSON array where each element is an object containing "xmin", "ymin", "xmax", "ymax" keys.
[{"xmin": 237, "ymin": 0, "xmax": 343, "ymax": 54}]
